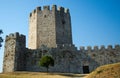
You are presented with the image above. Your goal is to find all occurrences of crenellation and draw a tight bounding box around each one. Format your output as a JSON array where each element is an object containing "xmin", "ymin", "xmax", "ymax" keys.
[
  {"xmin": 29, "ymin": 11, "xmax": 34, "ymax": 18},
  {"xmin": 52, "ymin": 5, "xmax": 57, "ymax": 11},
  {"xmin": 43, "ymin": 5, "xmax": 50, "ymax": 10},
  {"xmin": 31, "ymin": 9, "xmax": 37, "ymax": 16},
  {"xmin": 55, "ymin": 44, "xmax": 62, "ymax": 49},
  {"xmin": 65, "ymin": 44, "xmax": 70, "ymax": 47},
  {"xmin": 64, "ymin": 44, "xmax": 70, "ymax": 47},
  {"xmin": 80, "ymin": 46, "xmax": 85, "ymax": 51},
  {"xmin": 5, "ymin": 32, "xmax": 26, "ymax": 42},
  {"xmin": 107, "ymin": 45, "xmax": 112, "ymax": 50},
  {"xmin": 55, "ymin": 44, "xmax": 76, "ymax": 50},
  {"xmin": 30, "ymin": 5, "xmax": 70, "ymax": 18},
  {"xmin": 6, "ymin": 33, "xmax": 17, "ymax": 41},
  {"xmin": 58, "ymin": 6, "xmax": 64, "ymax": 12},
  {"xmin": 87, "ymin": 46, "xmax": 92, "ymax": 51},
  {"xmin": 100, "ymin": 45, "xmax": 105, "ymax": 50},
  {"xmin": 57, "ymin": 7, "xmax": 69, "ymax": 13},
  {"xmin": 57, "ymin": 6, "xmax": 62, "ymax": 11},
  {"xmin": 9, "ymin": 33, "xmax": 14, "ymax": 38},
  {"xmin": 13, "ymin": 32, "xmax": 19, "ymax": 39},
  {"xmin": 115, "ymin": 44, "xmax": 120, "ymax": 50},
  {"xmin": 65, "ymin": 8, "xmax": 69, "ymax": 13},
  {"xmin": 36, "ymin": 6, "xmax": 41, "ymax": 11},
  {"xmin": 20, "ymin": 34, "xmax": 26, "ymax": 44},
  {"xmin": 94, "ymin": 46, "xmax": 99, "ymax": 51},
  {"xmin": 19, "ymin": 34, "xmax": 25, "ymax": 39},
  {"xmin": 80, "ymin": 45, "xmax": 120, "ymax": 52}
]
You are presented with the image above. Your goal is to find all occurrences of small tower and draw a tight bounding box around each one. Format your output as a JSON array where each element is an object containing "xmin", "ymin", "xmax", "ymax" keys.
[
  {"xmin": 28, "ymin": 5, "xmax": 73, "ymax": 49},
  {"xmin": 3, "ymin": 32, "xmax": 26, "ymax": 72}
]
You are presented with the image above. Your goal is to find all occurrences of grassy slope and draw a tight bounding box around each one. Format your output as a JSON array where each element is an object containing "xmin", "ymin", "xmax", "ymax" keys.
[
  {"xmin": 86, "ymin": 62, "xmax": 120, "ymax": 78},
  {"xmin": 0, "ymin": 72, "xmax": 87, "ymax": 78},
  {"xmin": 1, "ymin": 62, "xmax": 120, "ymax": 78}
]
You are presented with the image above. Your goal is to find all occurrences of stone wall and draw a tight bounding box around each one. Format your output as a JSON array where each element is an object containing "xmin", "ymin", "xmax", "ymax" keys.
[
  {"xmin": 55, "ymin": 6, "xmax": 72, "ymax": 44},
  {"xmin": 28, "ymin": 8, "xmax": 37, "ymax": 49},
  {"xmin": 3, "ymin": 33, "xmax": 120, "ymax": 73},
  {"xmin": 80, "ymin": 45, "xmax": 120, "ymax": 66},
  {"xmin": 23, "ymin": 44, "xmax": 120, "ymax": 73},
  {"xmin": 28, "ymin": 5, "xmax": 72, "ymax": 49},
  {"xmin": 3, "ymin": 32, "xmax": 26, "ymax": 72}
]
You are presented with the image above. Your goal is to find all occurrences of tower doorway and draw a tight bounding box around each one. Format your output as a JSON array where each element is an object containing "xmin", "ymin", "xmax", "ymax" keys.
[{"xmin": 83, "ymin": 66, "xmax": 89, "ymax": 73}]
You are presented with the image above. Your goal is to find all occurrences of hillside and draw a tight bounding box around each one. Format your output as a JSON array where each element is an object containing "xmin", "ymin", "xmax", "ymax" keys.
[
  {"xmin": 86, "ymin": 62, "xmax": 120, "ymax": 78},
  {"xmin": 0, "ymin": 72, "xmax": 87, "ymax": 78}
]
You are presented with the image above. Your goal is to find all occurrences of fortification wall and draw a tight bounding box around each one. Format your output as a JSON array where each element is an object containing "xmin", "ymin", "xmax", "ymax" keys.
[
  {"xmin": 79, "ymin": 45, "xmax": 120, "ymax": 72},
  {"xmin": 80, "ymin": 45, "xmax": 120, "ymax": 52},
  {"xmin": 3, "ymin": 32, "xmax": 26, "ymax": 72},
  {"xmin": 3, "ymin": 32, "xmax": 120, "ymax": 73}
]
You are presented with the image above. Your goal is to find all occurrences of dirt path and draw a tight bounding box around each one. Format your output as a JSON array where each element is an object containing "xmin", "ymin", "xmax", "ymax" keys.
[{"xmin": 55, "ymin": 73, "xmax": 88, "ymax": 78}]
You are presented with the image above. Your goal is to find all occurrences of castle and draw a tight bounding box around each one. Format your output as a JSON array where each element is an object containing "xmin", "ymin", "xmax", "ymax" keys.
[{"xmin": 3, "ymin": 5, "xmax": 120, "ymax": 73}]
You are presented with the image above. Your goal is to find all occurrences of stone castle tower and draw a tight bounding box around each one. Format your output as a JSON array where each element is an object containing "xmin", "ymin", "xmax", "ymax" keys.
[
  {"xmin": 3, "ymin": 33, "xmax": 26, "ymax": 72},
  {"xmin": 28, "ymin": 5, "xmax": 72, "ymax": 49},
  {"xmin": 3, "ymin": 5, "xmax": 120, "ymax": 73}
]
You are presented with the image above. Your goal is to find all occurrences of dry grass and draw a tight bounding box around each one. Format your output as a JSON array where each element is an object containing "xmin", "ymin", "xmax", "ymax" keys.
[
  {"xmin": 1, "ymin": 62, "xmax": 119, "ymax": 78},
  {"xmin": 0, "ymin": 72, "xmax": 87, "ymax": 78},
  {"xmin": 86, "ymin": 62, "xmax": 120, "ymax": 78}
]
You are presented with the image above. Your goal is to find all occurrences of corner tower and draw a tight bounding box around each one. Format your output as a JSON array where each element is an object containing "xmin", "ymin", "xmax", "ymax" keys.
[
  {"xmin": 28, "ymin": 5, "xmax": 73, "ymax": 49},
  {"xmin": 3, "ymin": 33, "xmax": 26, "ymax": 72}
]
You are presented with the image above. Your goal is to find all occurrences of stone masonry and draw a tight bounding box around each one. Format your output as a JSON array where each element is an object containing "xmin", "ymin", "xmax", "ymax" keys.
[
  {"xmin": 28, "ymin": 5, "xmax": 72, "ymax": 49},
  {"xmin": 3, "ymin": 33, "xmax": 26, "ymax": 72},
  {"xmin": 3, "ymin": 5, "xmax": 120, "ymax": 73}
]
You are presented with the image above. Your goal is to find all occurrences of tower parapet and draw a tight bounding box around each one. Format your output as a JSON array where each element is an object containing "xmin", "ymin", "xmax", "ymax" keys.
[
  {"xmin": 94, "ymin": 46, "xmax": 99, "ymax": 51},
  {"xmin": 80, "ymin": 45, "xmax": 120, "ymax": 52},
  {"xmin": 108, "ymin": 45, "xmax": 112, "ymax": 50},
  {"xmin": 29, "ymin": 5, "xmax": 70, "ymax": 17},
  {"xmin": 100, "ymin": 45, "xmax": 105, "ymax": 50},
  {"xmin": 115, "ymin": 45, "xmax": 120, "ymax": 50},
  {"xmin": 55, "ymin": 44, "xmax": 77, "ymax": 50},
  {"xmin": 87, "ymin": 46, "xmax": 92, "ymax": 51},
  {"xmin": 43, "ymin": 6, "xmax": 50, "ymax": 10},
  {"xmin": 6, "ymin": 32, "xmax": 25, "ymax": 41}
]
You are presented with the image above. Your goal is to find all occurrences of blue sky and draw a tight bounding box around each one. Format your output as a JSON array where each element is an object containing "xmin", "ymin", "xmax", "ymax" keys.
[{"xmin": 0, "ymin": 0, "xmax": 120, "ymax": 72}]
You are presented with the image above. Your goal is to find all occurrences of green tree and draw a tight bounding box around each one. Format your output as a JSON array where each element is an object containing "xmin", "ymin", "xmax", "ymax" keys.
[
  {"xmin": 39, "ymin": 55, "xmax": 54, "ymax": 72},
  {"xmin": 0, "ymin": 29, "xmax": 3, "ymax": 48}
]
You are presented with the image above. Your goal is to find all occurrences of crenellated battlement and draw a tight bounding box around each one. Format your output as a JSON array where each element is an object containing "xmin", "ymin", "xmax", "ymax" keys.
[
  {"xmin": 56, "ymin": 44, "xmax": 71, "ymax": 48},
  {"xmin": 80, "ymin": 45, "xmax": 120, "ymax": 52},
  {"xmin": 29, "ymin": 5, "xmax": 70, "ymax": 17},
  {"xmin": 55, "ymin": 44, "xmax": 77, "ymax": 50},
  {"xmin": 5, "ymin": 32, "xmax": 25, "ymax": 42}
]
